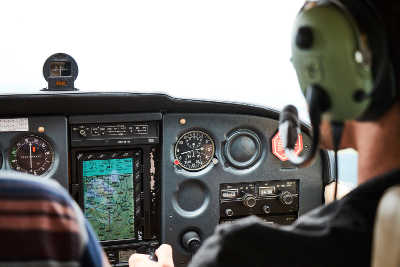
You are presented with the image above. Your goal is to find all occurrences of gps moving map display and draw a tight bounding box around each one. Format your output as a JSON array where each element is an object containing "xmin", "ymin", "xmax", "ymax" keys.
[{"xmin": 82, "ymin": 156, "xmax": 135, "ymax": 241}]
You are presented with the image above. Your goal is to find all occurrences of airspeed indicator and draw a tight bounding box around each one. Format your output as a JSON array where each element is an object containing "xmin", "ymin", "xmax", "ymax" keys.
[
  {"xmin": 8, "ymin": 135, "xmax": 54, "ymax": 176},
  {"xmin": 174, "ymin": 130, "xmax": 215, "ymax": 171}
]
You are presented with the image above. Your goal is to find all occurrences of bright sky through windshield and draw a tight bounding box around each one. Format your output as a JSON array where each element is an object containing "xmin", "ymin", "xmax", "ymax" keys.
[{"xmin": 0, "ymin": 0, "xmax": 307, "ymax": 119}]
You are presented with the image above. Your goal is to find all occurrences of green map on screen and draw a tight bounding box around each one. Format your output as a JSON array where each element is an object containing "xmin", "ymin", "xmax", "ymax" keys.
[{"xmin": 83, "ymin": 158, "xmax": 135, "ymax": 241}]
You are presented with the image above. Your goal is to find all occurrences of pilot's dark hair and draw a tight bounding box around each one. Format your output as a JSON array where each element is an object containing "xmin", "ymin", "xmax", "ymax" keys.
[{"xmin": 372, "ymin": 1, "xmax": 400, "ymax": 81}]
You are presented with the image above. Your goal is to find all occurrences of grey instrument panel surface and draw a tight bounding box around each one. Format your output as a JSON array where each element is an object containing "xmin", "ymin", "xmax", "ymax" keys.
[{"xmin": 161, "ymin": 113, "xmax": 324, "ymax": 266}]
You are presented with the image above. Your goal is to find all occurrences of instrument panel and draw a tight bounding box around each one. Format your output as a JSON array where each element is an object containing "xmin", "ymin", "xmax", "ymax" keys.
[
  {"xmin": 0, "ymin": 93, "xmax": 333, "ymax": 267},
  {"xmin": 162, "ymin": 113, "xmax": 327, "ymax": 266}
]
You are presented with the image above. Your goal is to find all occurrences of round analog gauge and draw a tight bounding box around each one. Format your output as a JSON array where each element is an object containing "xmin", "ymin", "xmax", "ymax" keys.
[
  {"xmin": 8, "ymin": 135, "xmax": 54, "ymax": 176},
  {"xmin": 174, "ymin": 130, "xmax": 215, "ymax": 171}
]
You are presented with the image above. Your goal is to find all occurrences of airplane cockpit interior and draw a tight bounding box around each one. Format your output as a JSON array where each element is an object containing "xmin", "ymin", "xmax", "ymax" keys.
[
  {"xmin": 0, "ymin": 52, "xmax": 334, "ymax": 266},
  {"xmin": 11, "ymin": 1, "xmax": 400, "ymax": 266}
]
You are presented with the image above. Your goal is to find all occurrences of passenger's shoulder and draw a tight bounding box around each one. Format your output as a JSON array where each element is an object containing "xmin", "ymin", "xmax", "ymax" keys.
[{"xmin": 0, "ymin": 171, "xmax": 73, "ymax": 204}]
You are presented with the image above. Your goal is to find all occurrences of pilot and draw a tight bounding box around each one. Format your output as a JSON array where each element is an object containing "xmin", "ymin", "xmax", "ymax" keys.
[{"xmin": 129, "ymin": 0, "xmax": 400, "ymax": 266}]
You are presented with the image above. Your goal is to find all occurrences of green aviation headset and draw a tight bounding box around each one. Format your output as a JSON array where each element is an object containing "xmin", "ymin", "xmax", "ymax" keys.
[
  {"xmin": 292, "ymin": 0, "xmax": 397, "ymax": 122},
  {"xmin": 279, "ymin": 0, "xmax": 398, "ymax": 197}
]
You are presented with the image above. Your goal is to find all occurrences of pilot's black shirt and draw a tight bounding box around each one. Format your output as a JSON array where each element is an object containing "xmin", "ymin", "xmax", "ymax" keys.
[{"xmin": 189, "ymin": 169, "xmax": 400, "ymax": 267}]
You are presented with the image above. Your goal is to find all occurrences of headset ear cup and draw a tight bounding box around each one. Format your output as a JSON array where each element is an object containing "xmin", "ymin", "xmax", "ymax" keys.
[{"xmin": 338, "ymin": 0, "xmax": 397, "ymax": 120}]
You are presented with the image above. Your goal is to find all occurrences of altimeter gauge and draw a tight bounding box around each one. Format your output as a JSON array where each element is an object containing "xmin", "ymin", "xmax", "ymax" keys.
[{"xmin": 174, "ymin": 130, "xmax": 215, "ymax": 171}]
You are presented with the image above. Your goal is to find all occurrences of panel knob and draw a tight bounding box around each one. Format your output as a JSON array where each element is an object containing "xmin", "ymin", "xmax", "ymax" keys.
[
  {"xmin": 225, "ymin": 208, "xmax": 234, "ymax": 217},
  {"xmin": 243, "ymin": 194, "xmax": 257, "ymax": 208},
  {"xmin": 182, "ymin": 231, "xmax": 202, "ymax": 253},
  {"xmin": 79, "ymin": 129, "xmax": 87, "ymax": 137},
  {"xmin": 280, "ymin": 191, "xmax": 294, "ymax": 205},
  {"xmin": 262, "ymin": 205, "xmax": 271, "ymax": 214}
]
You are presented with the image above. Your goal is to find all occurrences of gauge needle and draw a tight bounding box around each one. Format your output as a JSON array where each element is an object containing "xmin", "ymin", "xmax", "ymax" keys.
[
  {"xmin": 180, "ymin": 151, "xmax": 192, "ymax": 155},
  {"xmin": 29, "ymin": 143, "xmax": 33, "ymax": 169}
]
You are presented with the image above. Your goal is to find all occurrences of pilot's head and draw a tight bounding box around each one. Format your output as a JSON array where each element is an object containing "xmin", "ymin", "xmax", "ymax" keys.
[{"xmin": 291, "ymin": 0, "xmax": 400, "ymax": 151}]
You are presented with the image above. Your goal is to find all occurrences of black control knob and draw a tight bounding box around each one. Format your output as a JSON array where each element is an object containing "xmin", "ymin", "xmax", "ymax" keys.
[
  {"xmin": 225, "ymin": 208, "xmax": 234, "ymax": 217},
  {"xmin": 262, "ymin": 205, "xmax": 271, "ymax": 214},
  {"xmin": 296, "ymin": 26, "xmax": 314, "ymax": 49},
  {"xmin": 182, "ymin": 231, "xmax": 202, "ymax": 253},
  {"xmin": 243, "ymin": 194, "xmax": 257, "ymax": 208},
  {"xmin": 280, "ymin": 191, "xmax": 294, "ymax": 205},
  {"xmin": 79, "ymin": 129, "xmax": 87, "ymax": 137}
]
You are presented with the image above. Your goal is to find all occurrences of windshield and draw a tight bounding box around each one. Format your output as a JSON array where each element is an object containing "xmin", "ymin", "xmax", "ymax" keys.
[{"xmin": 0, "ymin": 0, "xmax": 309, "ymax": 117}]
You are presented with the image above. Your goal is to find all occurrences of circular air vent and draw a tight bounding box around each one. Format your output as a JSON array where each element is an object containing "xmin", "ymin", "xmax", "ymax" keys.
[{"xmin": 224, "ymin": 129, "xmax": 261, "ymax": 169}]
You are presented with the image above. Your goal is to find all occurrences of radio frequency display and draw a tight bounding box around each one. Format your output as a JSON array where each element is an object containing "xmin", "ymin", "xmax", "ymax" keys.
[{"xmin": 82, "ymin": 158, "xmax": 135, "ymax": 241}]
